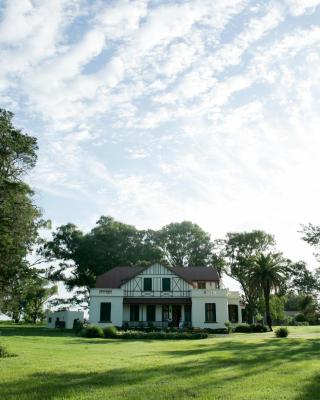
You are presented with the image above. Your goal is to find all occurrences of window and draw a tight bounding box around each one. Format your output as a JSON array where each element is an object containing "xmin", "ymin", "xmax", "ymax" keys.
[
  {"xmin": 205, "ymin": 303, "xmax": 216, "ymax": 323},
  {"xmin": 162, "ymin": 304, "xmax": 169, "ymax": 321},
  {"xmin": 198, "ymin": 282, "xmax": 206, "ymax": 289},
  {"xmin": 162, "ymin": 278, "xmax": 171, "ymax": 291},
  {"xmin": 228, "ymin": 305, "xmax": 239, "ymax": 323},
  {"xmin": 184, "ymin": 305, "xmax": 191, "ymax": 322},
  {"xmin": 241, "ymin": 308, "xmax": 246, "ymax": 323},
  {"xmin": 146, "ymin": 305, "xmax": 155, "ymax": 322},
  {"xmin": 100, "ymin": 302, "xmax": 111, "ymax": 322},
  {"xmin": 143, "ymin": 277, "xmax": 152, "ymax": 291},
  {"xmin": 130, "ymin": 304, "xmax": 140, "ymax": 322},
  {"xmin": 48, "ymin": 317, "xmax": 52, "ymax": 323}
]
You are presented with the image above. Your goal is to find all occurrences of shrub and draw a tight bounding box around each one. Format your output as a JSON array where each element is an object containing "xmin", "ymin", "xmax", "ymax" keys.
[
  {"xmin": 73, "ymin": 319, "xmax": 84, "ymax": 334},
  {"xmin": 275, "ymin": 327, "xmax": 289, "ymax": 338},
  {"xmin": 82, "ymin": 325, "xmax": 104, "ymax": 338},
  {"xmin": 103, "ymin": 325, "xmax": 118, "ymax": 338},
  {"xmin": 295, "ymin": 313, "xmax": 306, "ymax": 322},
  {"xmin": 118, "ymin": 331, "xmax": 208, "ymax": 340},
  {"xmin": 250, "ymin": 323, "xmax": 268, "ymax": 333},
  {"xmin": 234, "ymin": 323, "xmax": 251, "ymax": 333},
  {"xmin": 224, "ymin": 321, "xmax": 232, "ymax": 334},
  {"xmin": 0, "ymin": 345, "xmax": 16, "ymax": 358}
]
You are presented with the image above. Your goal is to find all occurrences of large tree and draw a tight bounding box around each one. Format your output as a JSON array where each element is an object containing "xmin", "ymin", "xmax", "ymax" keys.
[
  {"xmin": 0, "ymin": 109, "xmax": 43, "ymax": 297},
  {"xmin": 217, "ymin": 230, "xmax": 276, "ymax": 323},
  {"xmin": 248, "ymin": 253, "xmax": 287, "ymax": 330},
  {"xmin": 43, "ymin": 217, "xmax": 163, "ymax": 306},
  {"xmin": 155, "ymin": 221, "xmax": 215, "ymax": 268}
]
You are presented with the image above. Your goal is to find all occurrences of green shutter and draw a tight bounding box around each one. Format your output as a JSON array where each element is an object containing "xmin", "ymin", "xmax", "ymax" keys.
[
  {"xmin": 144, "ymin": 278, "xmax": 152, "ymax": 291},
  {"xmin": 100, "ymin": 302, "xmax": 111, "ymax": 322},
  {"xmin": 162, "ymin": 278, "xmax": 171, "ymax": 291}
]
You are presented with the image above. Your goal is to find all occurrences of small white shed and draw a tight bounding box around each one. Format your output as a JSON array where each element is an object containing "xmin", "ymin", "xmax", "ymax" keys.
[{"xmin": 47, "ymin": 310, "xmax": 84, "ymax": 329}]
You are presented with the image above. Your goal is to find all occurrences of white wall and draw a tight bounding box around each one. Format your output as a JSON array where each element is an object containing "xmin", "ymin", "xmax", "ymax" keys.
[
  {"xmin": 47, "ymin": 311, "xmax": 84, "ymax": 329},
  {"xmin": 191, "ymin": 289, "xmax": 229, "ymax": 329},
  {"xmin": 89, "ymin": 288, "xmax": 124, "ymax": 327}
]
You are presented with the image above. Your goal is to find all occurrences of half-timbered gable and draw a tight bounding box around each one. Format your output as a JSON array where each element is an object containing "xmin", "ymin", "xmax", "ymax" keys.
[{"xmin": 121, "ymin": 263, "xmax": 192, "ymax": 297}]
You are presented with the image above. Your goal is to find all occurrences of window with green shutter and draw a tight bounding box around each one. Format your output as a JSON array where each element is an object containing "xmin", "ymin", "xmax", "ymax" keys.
[
  {"xmin": 143, "ymin": 277, "xmax": 152, "ymax": 291},
  {"xmin": 100, "ymin": 302, "xmax": 111, "ymax": 322},
  {"xmin": 162, "ymin": 278, "xmax": 171, "ymax": 291},
  {"xmin": 130, "ymin": 304, "xmax": 140, "ymax": 322},
  {"xmin": 205, "ymin": 303, "xmax": 216, "ymax": 323}
]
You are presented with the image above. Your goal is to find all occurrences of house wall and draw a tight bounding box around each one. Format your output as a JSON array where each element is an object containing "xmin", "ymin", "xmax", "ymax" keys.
[
  {"xmin": 191, "ymin": 289, "xmax": 229, "ymax": 329},
  {"xmin": 89, "ymin": 288, "xmax": 124, "ymax": 327}
]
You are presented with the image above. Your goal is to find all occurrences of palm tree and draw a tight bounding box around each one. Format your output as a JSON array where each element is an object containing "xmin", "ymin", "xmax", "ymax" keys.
[{"xmin": 248, "ymin": 253, "xmax": 287, "ymax": 331}]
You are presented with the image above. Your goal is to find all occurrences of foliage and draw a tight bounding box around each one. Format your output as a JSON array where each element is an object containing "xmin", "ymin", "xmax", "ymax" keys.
[
  {"xmin": 103, "ymin": 325, "xmax": 118, "ymax": 338},
  {"xmin": 224, "ymin": 321, "xmax": 232, "ymax": 334},
  {"xmin": 233, "ymin": 323, "xmax": 268, "ymax": 333},
  {"xmin": 270, "ymin": 296, "xmax": 286, "ymax": 322},
  {"xmin": 0, "ymin": 269, "xmax": 57, "ymax": 323},
  {"xmin": 82, "ymin": 325, "xmax": 104, "ymax": 338},
  {"xmin": 0, "ymin": 344, "xmax": 16, "ymax": 358},
  {"xmin": 287, "ymin": 261, "xmax": 320, "ymax": 294},
  {"xmin": 43, "ymin": 219, "xmax": 219, "ymax": 307},
  {"xmin": 248, "ymin": 252, "xmax": 288, "ymax": 330},
  {"xmin": 0, "ymin": 109, "xmax": 50, "ymax": 317},
  {"xmin": 73, "ymin": 319, "xmax": 85, "ymax": 334},
  {"xmin": 233, "ymin": 323, "xmax": 251, "ymax": 333},
  {"xmin": 285, "ymin": 294, "xmax": 320, "ymax": 324},
  {"xmin": 217, "ymin": 230, "xmax": 276, "ymax": 322},
  {"xmin": 155, "ymin": 221, "xmax": 216, "ymax": 268},
  {"xmin": 117, "ymin": 331, "xmax": 208, "ymax": 340},
  {"xmin": 275, "ymin": 327, "xmax": 289, "ymax": 338}
]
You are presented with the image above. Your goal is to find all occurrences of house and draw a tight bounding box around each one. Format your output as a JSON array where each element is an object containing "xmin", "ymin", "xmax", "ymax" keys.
[
  {"xmin": 47, "ymin": 310, "xmax": 84, "ymax": 329},
  {"xmin": 89, "ymin": 263, "xmax": 243, "ymax": 329}
]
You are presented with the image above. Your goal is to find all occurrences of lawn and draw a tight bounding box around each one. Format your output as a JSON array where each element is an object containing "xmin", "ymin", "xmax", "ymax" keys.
[{"xmin": 0, "ymin": 324, "xmax": 319, "ymax": 400}]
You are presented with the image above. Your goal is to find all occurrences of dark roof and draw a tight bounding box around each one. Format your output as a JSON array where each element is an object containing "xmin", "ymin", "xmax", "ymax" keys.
[
  {"xmin": 95, "ymin": 265, "xmax": 219, "ymax": 288},
  {"xmin": 172, "ymin": 267, "xmax": 219, "ymax": 282},
  {"xmin": 95, "ymin": 267, "xmax": 145, "ymax": 288}
]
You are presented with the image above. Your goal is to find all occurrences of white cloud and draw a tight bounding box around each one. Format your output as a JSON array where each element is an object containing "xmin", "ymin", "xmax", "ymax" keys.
[{"xmin": 2, "ymin": 0, "xmax": 320, "ymax": 271}]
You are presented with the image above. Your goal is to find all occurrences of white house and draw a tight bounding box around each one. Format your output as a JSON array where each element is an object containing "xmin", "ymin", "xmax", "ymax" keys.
[
  {"xmin": 47, "ymin": 310, "xmax": 84, "ymax": 329},
  {"xmin": 89, "ymin": 263, "xmax": 243, "ymax": 329}
]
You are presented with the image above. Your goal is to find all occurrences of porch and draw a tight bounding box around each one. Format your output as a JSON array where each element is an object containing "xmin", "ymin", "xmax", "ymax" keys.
[{"xmin": 123, "ymin": 297, "xmax": 192, "ymax": 328}]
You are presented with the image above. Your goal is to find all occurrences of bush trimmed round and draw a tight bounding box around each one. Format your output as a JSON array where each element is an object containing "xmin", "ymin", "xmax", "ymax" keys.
[
  {"xmin": 275, "ymin": 327, "xmax": 289, "ymax": 338},
  {"xmin": 103, "ymin": 325, "xmax": 118, "ymax": 338},
  {"xmin": 82, "ymin": 325, "xmax": 104, "ymax": 338}
]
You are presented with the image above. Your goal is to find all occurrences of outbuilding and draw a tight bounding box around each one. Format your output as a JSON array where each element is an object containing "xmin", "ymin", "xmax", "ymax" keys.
[{"xmin": 47, "ymin": 310, "xmax": 84, "ymax": 329}]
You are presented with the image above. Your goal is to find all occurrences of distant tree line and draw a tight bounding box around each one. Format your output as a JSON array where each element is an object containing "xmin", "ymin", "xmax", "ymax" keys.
[{"xmin": 0, "ymin": 108, "xmax": 319, "ymax": 329}]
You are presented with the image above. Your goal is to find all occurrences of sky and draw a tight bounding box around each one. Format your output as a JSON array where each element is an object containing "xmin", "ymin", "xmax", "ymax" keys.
[{"xmin": 1, "ymin": 0, "xmax": 320, "ymax": 287}]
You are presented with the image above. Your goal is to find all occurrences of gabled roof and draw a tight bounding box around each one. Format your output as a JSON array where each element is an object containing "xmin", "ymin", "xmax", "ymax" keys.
[{"xmin": 94, "ymin": 265, "xmax": 219, "ymax": 288}]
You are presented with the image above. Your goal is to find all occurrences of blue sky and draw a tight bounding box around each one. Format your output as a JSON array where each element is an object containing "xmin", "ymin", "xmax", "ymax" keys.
[{"xmin": 1, "ymin": 0, "xmax": 320, "ymax": 273}]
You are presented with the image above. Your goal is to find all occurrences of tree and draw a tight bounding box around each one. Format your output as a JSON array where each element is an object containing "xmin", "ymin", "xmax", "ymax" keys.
[
  {"xmin": 248, "ymin": 253, "xmax": 287, "ymax": 330},
  {"xmin": 287, "ymin": 261, "xmax": 320, "ymax": 294},
  {"xmin": 0, "ymin": 109, "xmax": 43, "ymax": 297},
  {"xmin": 218, "ymin": 230, "xmax": 276, "ymax": 323},
  {"xmin": 43, "ymin": 217, "xmax": 162, "ymax": 306},
  {"xmin": 0, "ymin": 268, "xmax": 57, "ymax": 323},
  {"xmin": 155, "ymin": 221, "xmax": 215, "ymax": 268}
]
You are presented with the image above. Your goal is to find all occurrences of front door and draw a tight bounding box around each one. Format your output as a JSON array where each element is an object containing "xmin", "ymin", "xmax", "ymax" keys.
[{"xmin": 172, "ymin": 305, "xmax": 181, "ymax": 327}]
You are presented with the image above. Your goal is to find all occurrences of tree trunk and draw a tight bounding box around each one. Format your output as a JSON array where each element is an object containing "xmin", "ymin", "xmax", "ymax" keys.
[{"xmin": 264, "ymin": 285, "xmax": 272, "ymax": 331}]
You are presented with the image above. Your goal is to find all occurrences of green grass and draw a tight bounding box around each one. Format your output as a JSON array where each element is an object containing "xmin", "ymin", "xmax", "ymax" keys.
[{"xmin": 0, "ymin": 324, "xmax": 319, "ymax": 400}]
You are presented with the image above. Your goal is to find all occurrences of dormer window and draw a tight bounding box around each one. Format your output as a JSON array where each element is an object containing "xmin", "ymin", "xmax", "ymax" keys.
[
  {"xmin": 198, "ymin": 282, "xmax": 206, "ymax": 289},
  {"xmin": 143, "ymin": 277, "xmax": 152, "ymax": 291}
]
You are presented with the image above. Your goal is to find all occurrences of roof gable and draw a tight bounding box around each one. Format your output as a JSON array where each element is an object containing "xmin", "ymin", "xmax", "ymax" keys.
[{"xmin": 94, "ymin": 264, "xmax": 219, "ymax": 289}]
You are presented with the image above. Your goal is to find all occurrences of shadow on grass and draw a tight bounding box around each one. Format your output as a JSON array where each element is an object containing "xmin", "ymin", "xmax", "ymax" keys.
[
  {"xmin": 0, "ymin": 325, "xmax": 75, "ymax": 337},
  {"xmin": 1, "ymin": 339, "xmax": 319, "ymax": 400}
]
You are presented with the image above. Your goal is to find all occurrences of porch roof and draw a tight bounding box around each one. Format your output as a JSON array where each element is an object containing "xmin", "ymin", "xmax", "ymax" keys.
[{"xmin": 123, "ymin": 297, "xmax": 192, "ymax": 305}]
